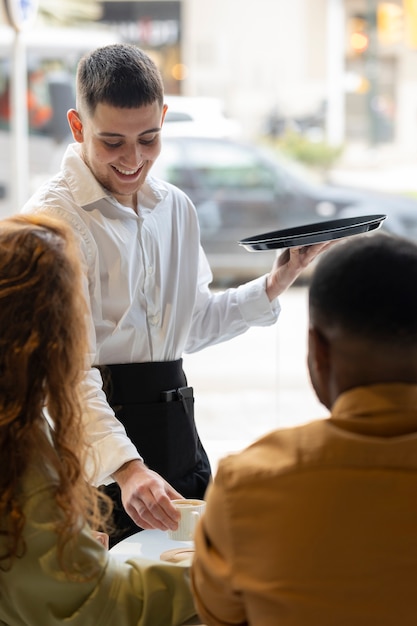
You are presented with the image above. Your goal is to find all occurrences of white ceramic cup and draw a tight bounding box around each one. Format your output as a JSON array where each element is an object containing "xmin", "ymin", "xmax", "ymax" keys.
[{"xmin": 168, "ymin": 498, "xmax": 206, "ymax": 541}]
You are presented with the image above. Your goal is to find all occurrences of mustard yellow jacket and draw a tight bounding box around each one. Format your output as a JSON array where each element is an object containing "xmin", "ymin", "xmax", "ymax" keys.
[{"xmin": 192, "ymin": 383, "xmax": 417, "ymax": 626}]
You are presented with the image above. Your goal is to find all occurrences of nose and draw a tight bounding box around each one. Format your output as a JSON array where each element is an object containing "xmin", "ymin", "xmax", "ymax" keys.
[{"xmin": 122, "ymin": 143, "xmax": 143, "ymax": 168}]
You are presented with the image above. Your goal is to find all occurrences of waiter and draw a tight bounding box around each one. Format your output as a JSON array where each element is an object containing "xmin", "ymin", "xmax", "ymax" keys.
[{"xmin": 23, "ymin": 43, "xmax": 328, "ymax": 545}]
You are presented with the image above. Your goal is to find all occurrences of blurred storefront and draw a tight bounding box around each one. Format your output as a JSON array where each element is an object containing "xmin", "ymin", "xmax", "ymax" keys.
[
  {"xmin": 1, "ymin": 0, "xmax": 417, "ymax": 152},
  {"xmin": 109, "ymin": 0, "xmax": 414, "ymax": 151},
  {"xmin": 99, "ymin": 1, "xmax": 183, "ymax": 93},
  {"xmin": 344, "ymin": 0, "xmax": 417, "ymax": 147}
]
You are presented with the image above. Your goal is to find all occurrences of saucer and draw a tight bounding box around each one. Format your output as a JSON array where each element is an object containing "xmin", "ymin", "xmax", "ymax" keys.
[{"xmin": 160, "ymin": 547, "xmax": 195, "ymax": 565}]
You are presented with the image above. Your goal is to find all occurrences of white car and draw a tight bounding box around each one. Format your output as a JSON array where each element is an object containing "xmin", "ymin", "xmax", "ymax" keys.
[
  {"xmin": 163, "ymin": 95, "xmax": 242, "ymax": 139},
  {"xmin": 153, "ymin": 135, "xmax": 417, "ymax": 285}
]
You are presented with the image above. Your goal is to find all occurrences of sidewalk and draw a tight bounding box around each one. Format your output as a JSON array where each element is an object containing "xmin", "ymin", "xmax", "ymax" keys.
[{"xmin": 185, "ymin": 285, "xmax": 324, "ymax": 473}]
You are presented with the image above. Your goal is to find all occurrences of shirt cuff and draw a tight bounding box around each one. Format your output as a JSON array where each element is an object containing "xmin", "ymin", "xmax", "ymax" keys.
[{"xmin": 236, "ymin": 275, "xmax": 281, "ymax": 325}]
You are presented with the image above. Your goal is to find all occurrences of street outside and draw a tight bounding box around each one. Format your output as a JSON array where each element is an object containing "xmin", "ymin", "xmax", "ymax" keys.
[
  {"xmin": 181, "ymin": 142, "xmax": 417, "ymax": 473},
  {"xmin": 0, "ymin": 130, "xmax": 325, "ymax": 473},
  {"xmin": 185, "ymin": 284, "xmax": 326, "ymax": 473},
  {"xmin": 1, "ymin": 130, "xmax": 417, "ymax": 476}
]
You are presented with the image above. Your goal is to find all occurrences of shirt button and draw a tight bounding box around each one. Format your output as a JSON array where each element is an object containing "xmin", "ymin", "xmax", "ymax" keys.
[
  {"xmin": 148, "ymin": 266, "xmax": 154, "ymax": 275},
  {"xmin": 149, "ymin": 314, "xmax": 160, "ymax": 326}
]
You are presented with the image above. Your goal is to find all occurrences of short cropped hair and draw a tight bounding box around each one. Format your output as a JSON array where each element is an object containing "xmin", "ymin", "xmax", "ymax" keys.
[
  {"xmin": 76, "ymin": 43, "xmax": 164, "ymax": 116},
  {"xmin": 309, "ymin": 233, "xmax": 417, "ymax": 345}
]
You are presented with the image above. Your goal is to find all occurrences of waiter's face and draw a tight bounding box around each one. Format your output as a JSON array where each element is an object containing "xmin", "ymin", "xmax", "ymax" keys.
[{"xmin": 68, "ymin": 101, "xmax": 167, "ymax": 207}]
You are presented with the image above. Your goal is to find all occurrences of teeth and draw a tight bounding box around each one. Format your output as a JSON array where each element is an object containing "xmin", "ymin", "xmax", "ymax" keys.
[{"xmin": 114, "ymin": 164, "xmax": 143, "ymax": 176}]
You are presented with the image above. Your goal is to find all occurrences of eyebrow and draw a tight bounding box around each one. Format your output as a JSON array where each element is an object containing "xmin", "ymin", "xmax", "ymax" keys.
[{"xmin": 97, "ymin": 127, "xmax": 162, "ymax": 138}]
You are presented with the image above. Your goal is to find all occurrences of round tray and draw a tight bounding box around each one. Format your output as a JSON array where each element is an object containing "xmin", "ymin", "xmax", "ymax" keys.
[{"xmin": 238, "ymin": 214, "xmax": 387, "ymax": 250}]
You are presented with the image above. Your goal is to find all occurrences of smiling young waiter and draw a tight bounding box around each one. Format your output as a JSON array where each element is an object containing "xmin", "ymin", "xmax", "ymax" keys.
[{"xmin": 22, "ymin": 43, "xmax": 329, "ymax": 545}]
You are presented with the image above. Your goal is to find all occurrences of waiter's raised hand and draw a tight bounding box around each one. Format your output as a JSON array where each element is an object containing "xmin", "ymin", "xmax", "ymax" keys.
[
  {"xmin": 265, "ymin": 241, "xmax": 335, "ymax": 301},
  {"xmin": 113, "ymin": 459, "xmax": 182, "ymax": 531}
]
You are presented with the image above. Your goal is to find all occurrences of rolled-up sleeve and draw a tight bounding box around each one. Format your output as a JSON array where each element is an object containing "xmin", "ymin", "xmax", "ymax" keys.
[{"xmin": 80, "ymin": 367, "xmax": 141, "ymax": 486}]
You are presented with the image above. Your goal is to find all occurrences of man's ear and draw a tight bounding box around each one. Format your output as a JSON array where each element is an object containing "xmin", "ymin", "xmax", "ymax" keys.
[
  {"xmin": 310, "ymin": 326, "xmax": 330, "ymax": 374},
  {"xmin": 160, "ymin": 103, "xmax": 168, "ymax": 126},
  {"xmin": 67, "ymin": 109, "xmax": 83, "ymax": 143},
  {"xmin": 308, "ymin": 324, "xmax": 332, "ymax": 409}
]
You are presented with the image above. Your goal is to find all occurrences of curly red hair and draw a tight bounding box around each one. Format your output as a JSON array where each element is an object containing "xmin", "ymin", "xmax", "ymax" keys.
[{"xmin": 0, "ymin": 214, "xmax": 111, "ymax": 577}]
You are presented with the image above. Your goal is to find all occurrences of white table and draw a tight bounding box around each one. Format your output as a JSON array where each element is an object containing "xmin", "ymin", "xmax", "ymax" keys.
[
  {"xmin": 110, "ymin": 528, "xmax": 194, "ymax": 562},
  {"xmin": 110, "ymin": 529, "xmax": 205, "ymax": 625}
]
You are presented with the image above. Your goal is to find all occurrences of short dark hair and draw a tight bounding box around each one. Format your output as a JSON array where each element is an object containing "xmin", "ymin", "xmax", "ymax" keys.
[
  {"xmin": 309, "ymin": 233, "xmax": 417, "ymax": 345},
  {"xmin": 76, "ymin": 43, "xmax": 164, "ymax": 116}
]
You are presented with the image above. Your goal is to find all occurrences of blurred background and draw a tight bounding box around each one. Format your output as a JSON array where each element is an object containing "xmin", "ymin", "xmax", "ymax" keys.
[
  {"xmin": 2, "ymin": 0, "xmax": 417, "ymax": 285},
  {"xmin": 1, "ymin": 0, "xmax": 417, "ymax": 467}
]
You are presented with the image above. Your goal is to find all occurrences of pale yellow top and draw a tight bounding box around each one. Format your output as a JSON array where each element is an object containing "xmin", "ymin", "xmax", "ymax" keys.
[{"xmin": 0, "ymin": 465, "xmax": 196, "ymax": 626}]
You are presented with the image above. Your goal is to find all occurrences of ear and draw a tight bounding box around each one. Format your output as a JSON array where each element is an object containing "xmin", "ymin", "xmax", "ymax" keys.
[
  {"xmin": 309, "ymin": 326, "xmax": 330, "ymax": 375},
  {"xmin": 67, "ymin": 109, "xmax": 84, "ymax": 143},
  {"xmin": 307, "ymin": 325, "xmax": 332, "ymax": 409},
  {"xmin": 160, "ymin": 103, "xmax": 168, "ymax": 126}
]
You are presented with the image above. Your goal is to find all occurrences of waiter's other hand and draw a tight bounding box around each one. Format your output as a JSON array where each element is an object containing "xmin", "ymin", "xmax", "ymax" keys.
[
  {"xmin": 113, "ymin": 459, "xmax": 182, "ymax": 531},
  {"xmin": 266, "ymin": 240, "xmax": 335, "ymax": 301}
]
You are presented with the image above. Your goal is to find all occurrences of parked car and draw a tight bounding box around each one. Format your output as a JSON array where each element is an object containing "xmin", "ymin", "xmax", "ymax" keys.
[
  {"xmin": 153, "ymin": 134, "xmax": 417, "ymax": 284},
  {"xmin": 163, "ymin": 95, "xmax": 242, "ymax": 138}
]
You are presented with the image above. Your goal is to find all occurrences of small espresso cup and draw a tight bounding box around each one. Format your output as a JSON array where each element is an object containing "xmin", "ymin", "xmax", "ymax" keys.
[{"xmin": 168, "ymin": 498, "xmax": 206, "ymax": 541}]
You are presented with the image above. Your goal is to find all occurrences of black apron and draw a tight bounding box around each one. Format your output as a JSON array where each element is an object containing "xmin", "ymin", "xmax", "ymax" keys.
[{"xmin": 98, "ymin": 359, "xmax": 211, "ymax": 546}]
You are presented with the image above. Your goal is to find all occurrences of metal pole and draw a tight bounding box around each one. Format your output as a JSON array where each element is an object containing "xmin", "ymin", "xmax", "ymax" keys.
[
  {"xmin": 325, "ymin": 0, "xmax": 346, "ymax": 146},
  {"xmin": 365, "ymin": 0, "xmax": 379, "ymax": 145},
  {"xmin": 10, "ymin": 29, "xmax": 29, "ymax": 212}
]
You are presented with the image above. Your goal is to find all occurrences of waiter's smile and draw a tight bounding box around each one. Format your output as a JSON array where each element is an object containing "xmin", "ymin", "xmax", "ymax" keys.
[{"xmin": 112, "ymin": 162, "xmax": 145, "ymax": 180}]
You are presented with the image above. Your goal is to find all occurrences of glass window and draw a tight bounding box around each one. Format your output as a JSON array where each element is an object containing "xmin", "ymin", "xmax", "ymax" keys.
[{"xmin": 185, "ymin": 140, "xmax": 276, "ymax": 191}]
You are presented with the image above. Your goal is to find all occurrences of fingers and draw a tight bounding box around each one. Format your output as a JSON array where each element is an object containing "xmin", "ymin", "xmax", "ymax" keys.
[
  {"xmin": 288, "ymin": 246, "xmax": 320, "ymax": 268},
  {"xmin": 125, "ymin": 493, "xmax": 179, "ymax": 531},
  {"xmin": 278, "ymin": 240, "xmax": 333, "ymax": 271},
  {"xmin": 291, "ymin": 240, "xmax": 333, "ymax": 261},
  {"xmin": 121, "ymin": 471, "xmax": 183, "ymax": 532},
  {"xmin": 267, "ymin": 240, "xmax": 335, "ymax": 300},
  {"xmin": 294, "ymin": 239, "xmax": 339, "ymax": 257},
  {"xmin": 276, "ymin": 241, "xmax": 328, "ymax": 269},
  {"xmin": 276, "ymin": 247, "xmax": 291, "ymax": 268}
]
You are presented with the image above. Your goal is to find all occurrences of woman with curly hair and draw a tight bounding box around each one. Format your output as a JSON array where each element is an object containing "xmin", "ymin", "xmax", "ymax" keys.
[{"xmin": 0, "ymin": 214, "xmax": 196, "ymax": 626}]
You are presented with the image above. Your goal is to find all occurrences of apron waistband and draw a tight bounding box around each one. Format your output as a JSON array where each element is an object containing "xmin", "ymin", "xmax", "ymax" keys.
[{"xmin": 96, "ymin": 359, "xmax": 187, "ymax": 405}]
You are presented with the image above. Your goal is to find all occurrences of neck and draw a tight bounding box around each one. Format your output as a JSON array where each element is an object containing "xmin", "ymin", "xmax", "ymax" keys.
[
  {"xmin": 113, "ymin": 192, "xmax": 138, "ymax": 212},
  {"xmin": 327, "ymin": 342, "xmax": 417, "ymax": 405}
]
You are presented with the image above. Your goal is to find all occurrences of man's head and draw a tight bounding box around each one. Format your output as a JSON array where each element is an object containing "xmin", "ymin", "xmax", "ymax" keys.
[
  {"xmin": 67, "ymin": 44, "xmax": 167, "ymax": 208},
  {"xmin": 308, "ymin": 233, "xmax": 417, "ymax": 409},
  {"xmin": 75, "ymin": 43, "xmax": 164, "ymax": 116}
]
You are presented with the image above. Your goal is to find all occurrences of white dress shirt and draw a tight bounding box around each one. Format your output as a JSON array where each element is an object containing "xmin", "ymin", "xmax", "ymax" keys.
[{"xmin": 23, "ymin": 143, "xmax": 280, "ymax": 485}]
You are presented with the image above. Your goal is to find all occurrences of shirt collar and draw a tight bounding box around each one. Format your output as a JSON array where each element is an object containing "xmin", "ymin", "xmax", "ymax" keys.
[
  {"xmin": 330, "ymin": 383, "xmax": 417, "ymax": 437},
  {"xmin": 62, "ymin": 143, "xmax": 168, "ymax": 211}
]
